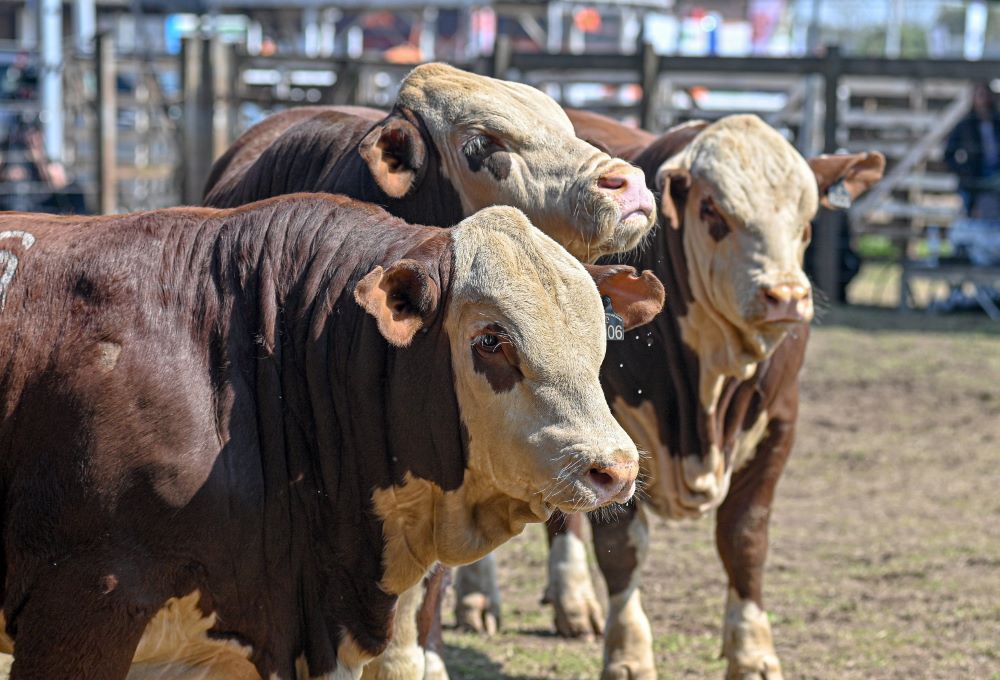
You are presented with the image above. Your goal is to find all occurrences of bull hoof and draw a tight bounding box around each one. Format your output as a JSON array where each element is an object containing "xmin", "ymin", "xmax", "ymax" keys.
[
  {"xmin": 543, "ymin": 587, "xmax": 604, "ymax": 638},
  {"xmin": 455, "ymin": 592, "xmax": 499, "ymax": 635},
  {"xmin": 601, "ymin": 661, "xmax": 656, "ymax": 680},
  {"xmin": 721, "ymin": 591, "xmax": 783, "ymax": 680},
  {"xmin": 423, "ymin": 650, "xmax": 450, "ymax": 680},
  {"xmin": 724, "ymin": 656, "xmax": 783, "ymax": 680},
  {"xmin": 361, "ymin": 646, "xmax": 424, "ymax": 680},
  {"xmin": 544, "ymin": 532, "xmax": 604, "ymax": 638},
  {"xmin": 453, "ymin": 557, "xmax": 501, "ymax": 635}
]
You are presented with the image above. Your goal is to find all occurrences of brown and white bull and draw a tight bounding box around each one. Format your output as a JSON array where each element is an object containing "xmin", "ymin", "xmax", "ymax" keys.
[
  {"xmin": 203, "ymin": 63, "xmax": 656, "ymax": 263},
  {"xmin": 452, "ymin": 112, "xmax": 885, "ymax": 679},
  {"xmin": 0, "ymin": 195, "xmax": 664, "ymax": 679}
]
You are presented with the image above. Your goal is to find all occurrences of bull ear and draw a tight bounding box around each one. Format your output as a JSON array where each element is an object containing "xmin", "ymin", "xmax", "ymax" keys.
[
  {"xmin": 808, "ymin": 151, "xmax": 886, "ymax": 210},
  {"xmin": 584, "ymin": 264, "xmax": 666, "ymax": 330},
  {"xmin": 650, "ymin": 121, "xmax": 707, "ymax": 229},
  {"xmin": 657, "ymin": 119, "xmax": 710, "ymax": 159},
  {"xmin": 655, "ymin": 167, "xmax": 691, "ymax": 230},
  {"xmin": 358, "ymin": 113, "xmax": 428, "ymax": 198},
  {"xmin": 354, "ymin": 259, "xmax": 440, "ymax": 347}
]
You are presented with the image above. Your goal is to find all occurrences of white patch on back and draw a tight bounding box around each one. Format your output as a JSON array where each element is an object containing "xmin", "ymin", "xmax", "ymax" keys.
[{"xmin": 0, "ymin": 230, "xmax": 35, "ymax": 313}]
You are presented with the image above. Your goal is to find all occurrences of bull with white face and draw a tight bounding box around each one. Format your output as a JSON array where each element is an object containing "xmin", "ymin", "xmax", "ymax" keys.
[
  {"xmin": 203, "ymin": 63, "xmax": 656, "ymax": 263},
  {"xmin": 448, "ymin": 113, "xmax": 884, "ymax": 680}
]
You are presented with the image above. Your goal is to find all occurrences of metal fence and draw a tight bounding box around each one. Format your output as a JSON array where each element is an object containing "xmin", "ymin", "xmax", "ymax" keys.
[{"xmin": 3, "ymin": 33, "xmax": 998, "ymax": 302}]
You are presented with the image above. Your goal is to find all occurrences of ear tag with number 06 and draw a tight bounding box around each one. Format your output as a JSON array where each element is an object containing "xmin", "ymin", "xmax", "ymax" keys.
[
  {"xmin": 603, "ymin": 296, "xmax": 624, "ymax": 342},
  {"xmin": 826, "ymin": 179, "xmax": 852, "ymax": 210}
]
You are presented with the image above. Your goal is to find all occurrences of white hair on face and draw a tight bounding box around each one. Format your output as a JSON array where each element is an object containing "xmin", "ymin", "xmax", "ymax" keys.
[
  {"xmin": 395, "ymin": 62, "xmax": 573, "ymax": 135},
  {"xmin": 668, "ymin": 115, "xmax": 819, "ymax": 224}
]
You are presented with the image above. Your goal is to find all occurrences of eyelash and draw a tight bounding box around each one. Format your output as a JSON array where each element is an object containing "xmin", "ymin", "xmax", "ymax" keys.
[
  {"xmin": 464, "ymin": 134, "xmax": 505, "ymax": 158},
  {"xmin": 472, "ymin": 333, "xmax": 503, "ymax": 353}
]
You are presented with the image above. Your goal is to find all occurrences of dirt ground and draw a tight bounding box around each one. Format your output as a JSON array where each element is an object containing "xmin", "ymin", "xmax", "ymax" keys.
[{"xmin": 439, "ymin": 305, "xmax": 1000, "ymax": 679}]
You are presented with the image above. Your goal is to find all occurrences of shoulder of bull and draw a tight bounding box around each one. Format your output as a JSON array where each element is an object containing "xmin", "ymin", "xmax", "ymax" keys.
[{"xmin": 0, "ymin": 199, "xmax": 469, "ymax": 679}]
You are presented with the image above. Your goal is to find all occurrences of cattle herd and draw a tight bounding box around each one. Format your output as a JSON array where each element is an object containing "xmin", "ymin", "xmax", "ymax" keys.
[{"xmin": 0, "ymin": 63, "xmax": 884, "ymax": 680}]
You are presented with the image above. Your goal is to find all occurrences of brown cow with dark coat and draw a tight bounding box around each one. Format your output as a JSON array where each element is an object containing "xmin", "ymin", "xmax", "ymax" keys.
[
  {"xmin": 0, "ymin": 194, "xmax": 664, "ymax": 679},
  {"xmin": 451, "ymin": 111, "xmax": 885, "ymax": 680},
  {"xmin": 203, "ymin": 64, "xmax": 657, "ymax": 263}
]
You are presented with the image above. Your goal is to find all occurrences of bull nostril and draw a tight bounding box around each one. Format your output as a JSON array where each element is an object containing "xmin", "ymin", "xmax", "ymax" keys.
[
  {"xmin": 760, "ymin": 285, "xmax": 809, "ymax": 305},
  {"xmin": 761, "ymin": 288, "xmax": 785, "ymax": 306},
  {"xmin": 598, "ymin": 175, "xmax": 627, "ymax": 191},
  {"xmin": 588, "ymin": 467, "xmax": 616, "ymax": 489},
  {"xmin": 759, "ymin": 284, "xmax": 813, "ymax": 323}
]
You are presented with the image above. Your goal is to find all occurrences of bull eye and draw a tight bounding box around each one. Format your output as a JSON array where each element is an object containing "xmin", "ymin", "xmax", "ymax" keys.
[
  {"xmin": 463, "ymin": 134, "xmax": 506, "ymax": 163},
  {"xmin": 471, "ymin": 325, "xmax": 516, "ymax": 362},
  {"xmin": 476, "ymin": 333, "xmax": 501, "ymax": 352},
  {"xmin": 699, "ymin": 198, "xmax": 718, "ymax": 221},
  {"xmin": 700, "ymin": 197, "xmax": 731, "ymax": 241},
  {"xmin": 470, "ymin": 324, "xmax": 523, "ymax": 392}
]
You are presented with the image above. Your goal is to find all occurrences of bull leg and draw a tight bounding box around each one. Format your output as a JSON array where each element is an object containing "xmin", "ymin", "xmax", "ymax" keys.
[
  {"xmin": 715, "ymin": 419, "xmax": 796, "ymax": 680},
  {"xmin": 453, "ymin": 555, "xmax": 501, "ymax": 635},
  {"xmin": 417, "ymin": 565, "xmax": 450, "ymax": 680},
  {"xmin": 362, "ymin": 580, "xmax": 427, "ymax": 680},
  {"xmin": 7, "ymin": 565, "xmax": 152, "ymax": 680},
  {"xmin": 542, "ymin": 511, "xmax": 604, "ymax": 638},
  {"xmin": 592, "ymin": 502, "xmax": 654, "ymax": 680}
]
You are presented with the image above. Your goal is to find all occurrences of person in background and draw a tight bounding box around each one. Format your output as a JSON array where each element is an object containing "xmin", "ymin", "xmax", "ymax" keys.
[
  {"xmin": 0, "ymin": 116, "xmax": 86, "ymax": 213},
  {"xmin": 945, "ymin": 81, "xmax": 1000, "ymax": 218}
]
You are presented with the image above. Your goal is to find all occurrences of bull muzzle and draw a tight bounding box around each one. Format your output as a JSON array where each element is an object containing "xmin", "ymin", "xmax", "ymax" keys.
[
  {"xmin": 596, "ymin": 167, "xmax": 655, "ymax": 225},
  {"xmin": 758, "ymin": 283, "xmax": 813, "ymax": 324}
]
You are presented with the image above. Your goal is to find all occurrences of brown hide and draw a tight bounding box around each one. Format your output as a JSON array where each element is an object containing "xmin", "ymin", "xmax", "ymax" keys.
[
  {"xmin": 564, "ymin": 109, "xmax": 658, "ymax": 160},
  {"xmin": 0, "ymin": 195, "xmax": 466, "ymax": 678},
  {"xmin": 203, "ymin": 107, "xmax": 465, "ymax": 228}
]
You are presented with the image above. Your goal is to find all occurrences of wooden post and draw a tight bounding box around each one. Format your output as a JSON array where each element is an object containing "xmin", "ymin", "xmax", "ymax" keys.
[
  {"xmin": 211, "ymin": 37, "xmax": 236, "ymax": 162},
  {"xmin": 813, "ymin": 45, "xmax": 844, "ymax": 301},
  {"xmin": 95, "ymin": 32, "xmax": 117, "ymax": 214},
  {"xmin": 822, "ymin": 45, "xmax": 841, "ymax": 154},
  {"xmin": 181, "ymin": 36, "xmax": 214, "ymax": 205},
  {"xmin": 639, "ymin": 41, "xmax": 658, "ymax": 131},
  {"xmin": 491, "ymin": 33, "xmax": 512, "ymax": 79}
]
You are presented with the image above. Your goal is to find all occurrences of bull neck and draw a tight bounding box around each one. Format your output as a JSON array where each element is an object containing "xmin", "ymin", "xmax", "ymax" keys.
[{"xmin": 202, "ymin": 194, "xmax": 470, "ymax": 673}]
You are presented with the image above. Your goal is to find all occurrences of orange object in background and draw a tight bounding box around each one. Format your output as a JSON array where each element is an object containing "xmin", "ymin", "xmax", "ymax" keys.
[
  {"xmin": 574, "ymin": 7, "xmax": 602, "ymax": 33},
  {"xmin": 385, "ymin": 44, "xmax": 423, "ymax": 64}
]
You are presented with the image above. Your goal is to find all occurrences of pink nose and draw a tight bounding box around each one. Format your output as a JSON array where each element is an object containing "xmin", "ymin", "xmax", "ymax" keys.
[
  {"xmin": 598, "ymin": 170, "xmax": 655, "ymax": 221},
  {"xmin": 760, "ymin": 284, "xmax": 813, "ymax": 323},
  {"xmin": 585, "ymin": 460, "xmax": 639, "ymax": 503}
]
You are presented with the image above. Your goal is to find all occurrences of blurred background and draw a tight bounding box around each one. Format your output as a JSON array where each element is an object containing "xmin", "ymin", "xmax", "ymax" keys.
[
  {"xmin": 1, "ymin": 4, "xmax": 998, "ymax": 678},
  {"xmin": 1, "ymin": 0, "xmax": 999, "ymax": 312}
]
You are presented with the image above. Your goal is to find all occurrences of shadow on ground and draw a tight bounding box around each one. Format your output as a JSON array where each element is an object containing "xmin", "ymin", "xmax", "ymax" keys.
[{"xmin": 441, "ymin": 643, "xmax": 548, "ymax": 680}]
